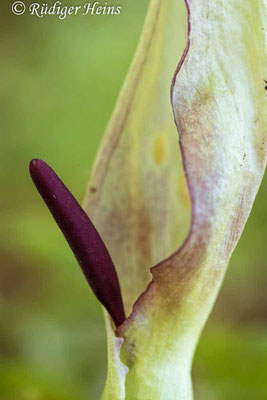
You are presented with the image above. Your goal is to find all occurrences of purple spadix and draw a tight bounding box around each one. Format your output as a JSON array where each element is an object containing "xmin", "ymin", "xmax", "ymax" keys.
[{"xmin": 29, "ymin": 159, "xmax": 125, "ymax": 327}]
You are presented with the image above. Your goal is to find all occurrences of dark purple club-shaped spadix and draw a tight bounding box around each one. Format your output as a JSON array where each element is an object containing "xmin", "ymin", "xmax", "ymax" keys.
[{"xmin": 29, "ymin": 159, "xmax": 125, "ymax": 327}]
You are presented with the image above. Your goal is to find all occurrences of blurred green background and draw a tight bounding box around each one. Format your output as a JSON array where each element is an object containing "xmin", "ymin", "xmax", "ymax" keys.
[{"xmin": 0, "ymin": 1, "xmax": 266, "ymax": 399}]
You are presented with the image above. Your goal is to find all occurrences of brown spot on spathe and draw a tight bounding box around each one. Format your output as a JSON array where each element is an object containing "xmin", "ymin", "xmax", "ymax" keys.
[{"xmin": 153, "ymin": 135, "xmax": 166, "ymax": 165}]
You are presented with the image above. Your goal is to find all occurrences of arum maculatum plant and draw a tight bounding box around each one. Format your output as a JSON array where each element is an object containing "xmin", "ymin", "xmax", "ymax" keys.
[{"xmin": 30, "ymin": 0, "xmax": 267, "ymax": 398}]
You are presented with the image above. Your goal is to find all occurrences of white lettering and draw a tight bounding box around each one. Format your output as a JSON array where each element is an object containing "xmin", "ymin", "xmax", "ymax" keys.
[
  {"xmin": 48, "ymin": 1, "xmax": 61, "ymax": 15},
  {"xmin": 29, "ymin": 3, "xmax": 42, "ymax": 17},
  {"xmin": 115, "ymin": 6, "xmax": 121, "ymax": 15},
  {"xmin": 29, "ymin": 2, "xmax": 121, "ymax": 19},
  {"xmin": 74, "ymin": 6, "xmax": 81, "ymax": 14},
  {"xmin": 59, "ymin": 6, "xmax": 68, "ymax": 19},
  {"xmin": 83, "ymin": 2, "xmax": 99, "ymax": 15}
]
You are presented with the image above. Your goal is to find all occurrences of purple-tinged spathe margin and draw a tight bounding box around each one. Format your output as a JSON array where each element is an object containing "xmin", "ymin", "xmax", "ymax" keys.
[{"xmin": 117, "ymin": 0, "xmax": 193, "ymax": 334}]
